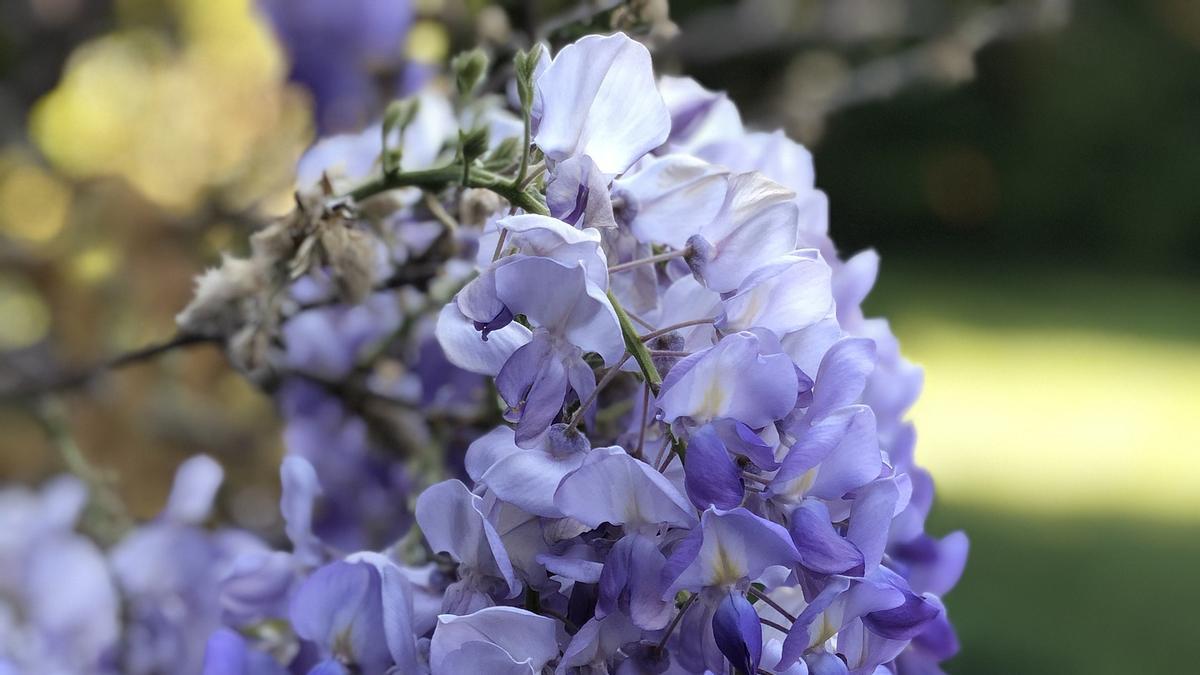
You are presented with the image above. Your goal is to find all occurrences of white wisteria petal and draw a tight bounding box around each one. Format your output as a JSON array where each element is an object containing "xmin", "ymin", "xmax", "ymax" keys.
[{"xmin": 534, "ymin": 33, "xmax": 670, "ymax": 174}]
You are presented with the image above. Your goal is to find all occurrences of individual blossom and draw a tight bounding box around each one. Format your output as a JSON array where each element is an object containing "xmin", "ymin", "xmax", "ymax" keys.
[
  {"xmin": 0, "ymin": 477, "xmax": 119, "ymax": 675},
  {"xmin": 288, "ymin": 554, "xmax": 419, "ymax": 675},
  {"xmin": 415, "ymin": 479, "xmax": 518, "ymax": 614},
  {"xmin": 447, "ymin": 218, "xmax": 624, "ymax": 446},
  {"xmin": 109, "ymin": 456, "xmax": 272, "ymax": 675}
]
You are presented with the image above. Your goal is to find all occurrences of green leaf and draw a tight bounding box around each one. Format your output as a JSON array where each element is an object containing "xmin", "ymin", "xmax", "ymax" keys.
[
  {"xmin": 381, "ymin": 98, "xmax": 420, "ymax": 175},
  {"xmin": 451, "ymin": 48, "xmax": 490, "ymax": 98},
  {"xmin": 481, "ymin": 136, "xmax": 521, "ymax": 172},
  {"xmin": 514, "ymin": 46, "xmax": 543, "ymax": 114},
  {"xmin": 459, "ymin": 126, "xmax": 491, "ymax": 164}
]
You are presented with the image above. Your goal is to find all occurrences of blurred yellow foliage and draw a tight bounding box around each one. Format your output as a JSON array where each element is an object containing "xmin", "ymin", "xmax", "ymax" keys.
[
  {"xmin": 0, "ymin": 152, "xmax": 72, "ymax": 245},
  {"xmin": 29, "ymin": 0, "xmax": 312, "ymax": 213},
  {"xmin": 70, "ymin": 245, "xmax": 120, "ymax": 284},
  {"xmin": 0, "ymin": 274, "xmax": 51, "ymax": 350},
  {"xmin": 408, "ymin": 19, "xmax": 451, "ymax": 64}
]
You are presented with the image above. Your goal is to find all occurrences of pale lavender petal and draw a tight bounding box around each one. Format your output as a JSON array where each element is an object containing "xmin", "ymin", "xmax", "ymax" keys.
[
  {"xmin": 25, "ymin": 534, "xmax": 119, "ymax": 665},
  {"xmin": 480, "ymin": 444, "xmax": 590, "ymax": 518},
  {"xmin": 908, "ymin": 599, "xmax": 960, "ymax": 660},
  {"xmin": 281, "ymin": 456, "xmax": 325, "ymax": 567},
  {"xmin": 805, "ymin": 338, "xmax": 877, "ymax": 423},
  {"xmin": 760, "ymin": 637, "xmax": 812, "ymax": 675},
  {"xmin": 718, "ymin": 253, "xmax": 834, "ymax": 337},
  {"xmin": 805, "ymin": 651, "xmax": 850, "ymax": 675},
  {"xmin": 534, "ymin": 33, "xmax": 670, "ymax": 174},
  {"xmin": 654, "ymin": 274, "xmax": 722, "ymax": 352},
  {"xmin": 559, "ymin": 613, "xmax": 643, "ymax": 671},
  {"xmin": 847, "ymin": 479, "xmax": 901, "ymax": 574},
  {"xmin": 456, "ymin": 265, "xmax": 509, "ymax": 328},
  {"xmin": 554, "ymin": 450, "xmax": 695, "ymax": 532},
  {"xmin": 663, "ymin": 507, "xmax": 800, "ymax": 593},
  {"xmin": 430, "ymin": 607, "xmax": 558, "ymax": 674},
  {"xmin": 201, "ymin": 628, "xmax": 287, "ymax": 675},
  {"xmin": 612, "ymin": 154, "xmax": 729, "ymax": 247},
  {"xmin": 496, "ymin": 337, "xmax": 570, "ymax": 446},
  {"xmin": 693, "ymin": 172, "xmax": 799, "ymax": 293},
  {"xmin": 545, "ymin": 155, "xmax": 617, "ymax": 229},
  {"xmin": 345, "ymin": 552, "xmax": 418, "ymax": 672},
  {"xmin": 774, "ymin": 405, "xmax": 881, "ymax": 501},
  {"xmin": 494, "ymin": 257, "xmax": 623, "ymax": 364},
  {"xmin": 219, "ymin": 550, "xmax": 295, "ymax": 626},
  {"xmin": 832, "ymin": 249, "xmax": 879, "ymax": 323},
  {"xmin": 437, "ymin": 640, "xmax": 534, "ymax": 675},
  {"xmin": 536, "ymin": 550, "xmax": 604, "ymax": 585},
  {"xmin": 806, "ymin": 406, "xmax": 883, "ymax": 500},
  {"xmin": 780, "ymin": 317, "xmax": 843, "ymax": 380},
  {"xmin": 698, "ymin": 130, "xmax": 815, "ymax": 195},
  {"xmin": 779, "ymin": 578, "xmax": 850, "ymax": 668},
  {"xmin": 415, "ymin": 480, "xmax": 515, "ymax": 594},
  {"xmin": 435, "ymin": 303, "xmax": 532, "ymax": 377},
  {"xmin": 720, "ymin": 420, "xmax": 779, "ymax": 471},
  {"xmin": 162, "ymin": 455, "xmax": 223, "ymax": 525},
  {"xmin": 789, "ymin": 499, "xmax": 864, "ymax": 576},
  {"xmin": 657, "ymin": 75, "xmax": 744, "ymax": 151},
  {"xmin": 658, "ymin": 331, "xmax": 798, "ymax": 428},
  {"xmin": 288, "ymin": 561, "xmax": 391, "ymax": 674},
  {"xmin": 500, "ymin": 213, "xmax": 609, "ymax": 287},
  {"xmin": 893, "ymin": 531, "xmax": 969, "ymax": 597},
  {"xmin": 464, "ymin": 426, "xmax": 524, "ymax": 483},
  {"xmin": 597, "ymin": 534, "xmax": 673, "ymax": 630},
  {"xmin": 863, "ymin": 591, "xmax": 940, "ymax": 641}
]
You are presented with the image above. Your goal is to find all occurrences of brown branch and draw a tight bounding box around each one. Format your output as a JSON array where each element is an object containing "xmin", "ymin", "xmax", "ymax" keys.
[{"xmin": 1, "ymin": 333, "xmax": 220, "ymax": 401}]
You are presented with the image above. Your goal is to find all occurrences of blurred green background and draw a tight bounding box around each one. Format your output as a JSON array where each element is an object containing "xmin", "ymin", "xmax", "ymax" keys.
[{"xmin": 1, "ymin": 1, "xmax": 1197, "ymax": 673}]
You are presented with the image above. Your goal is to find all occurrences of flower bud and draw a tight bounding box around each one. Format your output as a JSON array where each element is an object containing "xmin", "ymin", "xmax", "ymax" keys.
[{"xmin": 451, "ymin": 48, "xmax": 489, "ymax": 98}]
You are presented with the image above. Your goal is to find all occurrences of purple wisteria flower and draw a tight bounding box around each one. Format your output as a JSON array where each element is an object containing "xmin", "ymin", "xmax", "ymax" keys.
[{"xmin": 151, "ymin": 26, "xmax": 969, "ymax": 675}]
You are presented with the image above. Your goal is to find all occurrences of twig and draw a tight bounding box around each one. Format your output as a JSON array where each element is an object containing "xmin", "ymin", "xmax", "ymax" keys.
[
  {"xmin": 566, "ymin": 352, "xmax": 632, "ymax": 432},
  {"xmin": 640, "ymin": 317, "xmax": 716, "ymax": 342},
  {"xmin": 517, "ymin": 162, "xmax": 546, "ymax": 190},
  {"xmin": 748, "ymin": 586, "xmax": 798, "ymax": 624},
  {"xmin": 345, "ymin": 162, "xmax": 548, "ymax": 217},
  {"xmin": 607, "ymin": 248, "xmax": 689, "ymax": 274},
  {"xmin": 633, "ymin": 382, "xmax": 650, "ymax": 460},
  {"xmin": 423, "ymin": 192, "xmax": 460, "ymax": 235},
  {"xmin": 656, "ymin": 594, "xmax": 697, "ymax": 652},
  {"xmin": 32, "ymin": 397, "xmax": 132, "ymax": 544},
  {"xmin": 760, "ymin": 617, "xmax": 790, "ymax": 635},
  {"xmin": 648, "ymin": 350, "xmax": 692, "ymax": 359},
  {"xmin": 2, "ymin": 333, "xmax": 219, "ymax": 400}
]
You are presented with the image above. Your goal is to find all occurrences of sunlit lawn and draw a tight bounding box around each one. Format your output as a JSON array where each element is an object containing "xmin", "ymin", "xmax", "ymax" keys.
[{"xmin": 867, "ymin": 259, "xmax": 1200, "ymax": 673}]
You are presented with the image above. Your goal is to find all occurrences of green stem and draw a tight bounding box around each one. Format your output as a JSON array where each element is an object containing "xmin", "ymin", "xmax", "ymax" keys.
[
  {"xmin": 607, "ymin": 290, "xmax": 662, "ymax": 394},
  {"xmin": 34, "ymin": 398, "xmax": 132, "ymax": 544},
  {"xmin": 346, "ymin": 163, "xmax": 548, "ymax": 216},
  {"xmin": 515, "ymin": 100, "xmax": 533, "ymax": 188}
]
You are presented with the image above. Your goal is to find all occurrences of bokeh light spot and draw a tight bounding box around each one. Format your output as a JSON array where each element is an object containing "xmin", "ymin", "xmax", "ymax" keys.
[
  {"xmin": 0, "ymin": 157, "xmax": 72, "ymax": 245},
  {"xmin": 0, "ymin": 275, "xmax": 51, "ymax": 349},
  {"xmin": 407, "ymin": 20, "xmax": 449, "ymax": 64}
]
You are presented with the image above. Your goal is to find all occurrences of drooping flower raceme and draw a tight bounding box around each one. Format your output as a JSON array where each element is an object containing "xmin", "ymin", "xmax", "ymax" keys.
[
  {"xmin": 200, "ymin": 30, "xmax": 962, "ymax": 675},
  {"xmin": 17, "ymin": 26, "xmax": 967, "ymax": 675},
  {"xmin": 324, "ymin": 30, "xmax": 958, "ymax": 675}
]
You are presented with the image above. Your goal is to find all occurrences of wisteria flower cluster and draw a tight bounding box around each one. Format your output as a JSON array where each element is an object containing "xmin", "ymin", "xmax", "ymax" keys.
[{"xmin": 0, "ymin": 28, "xmax": 965, "ymax": 675}]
